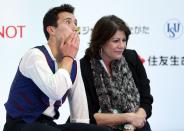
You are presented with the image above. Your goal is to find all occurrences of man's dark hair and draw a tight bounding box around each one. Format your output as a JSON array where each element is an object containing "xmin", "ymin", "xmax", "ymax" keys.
[{"xmin": 43, "ymin": 4, "xmax": 74, "ymax": 40}]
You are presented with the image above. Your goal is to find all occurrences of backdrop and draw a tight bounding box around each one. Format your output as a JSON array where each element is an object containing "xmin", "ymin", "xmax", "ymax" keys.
[{"xmin": 1, "ymin": 0, "xmax": 184, "ymax": 130}]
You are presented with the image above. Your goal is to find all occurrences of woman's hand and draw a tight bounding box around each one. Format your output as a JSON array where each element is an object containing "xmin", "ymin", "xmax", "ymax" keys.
[{"xmin": 127, "ymin": 112, "xmax": 146, "ymax": 129}]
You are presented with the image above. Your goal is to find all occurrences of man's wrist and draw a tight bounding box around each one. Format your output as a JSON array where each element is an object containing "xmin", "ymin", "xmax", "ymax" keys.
[{"xmin": 62, "ymin": 55, "xmax": 74, "ymax": 61}]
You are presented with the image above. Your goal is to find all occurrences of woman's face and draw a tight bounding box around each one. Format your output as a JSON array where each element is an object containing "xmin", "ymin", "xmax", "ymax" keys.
[{"xmin": 101, "ymin": 30, "xmax": 127, "ymax": 62}]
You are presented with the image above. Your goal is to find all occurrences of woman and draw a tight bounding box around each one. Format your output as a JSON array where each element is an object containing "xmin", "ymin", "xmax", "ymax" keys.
[{"xmin": 80, "ymin": 15, "xmax": 153, "ymax": 131}]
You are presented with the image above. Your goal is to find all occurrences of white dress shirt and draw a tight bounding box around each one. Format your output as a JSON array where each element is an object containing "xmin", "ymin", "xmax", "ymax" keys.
[{"xmin": 19, "ymin": 44, "xmax": 89, "ymax": 123}]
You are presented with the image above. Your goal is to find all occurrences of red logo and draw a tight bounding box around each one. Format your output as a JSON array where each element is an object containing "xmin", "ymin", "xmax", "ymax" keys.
[
  {"xmin": 0, "ymin": 25, "xmax": 26, "ymax": 39},
  {"xmin": 138, "ymin": 55, "xmax": 145, "ymax": 64}
]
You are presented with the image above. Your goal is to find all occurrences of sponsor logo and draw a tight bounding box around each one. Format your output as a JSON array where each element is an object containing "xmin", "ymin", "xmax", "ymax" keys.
[
  {"xmin": 164, "ymin": 19, "xmax": 183, "ymax": 39},
  {"xmin": 0, "ymin": 25, "xmax": 26, "ymax": 39}
]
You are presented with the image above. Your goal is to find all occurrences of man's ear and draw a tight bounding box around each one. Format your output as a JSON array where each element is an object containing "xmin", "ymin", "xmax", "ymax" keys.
[{"xmin": 47, "ymin": 26, "xmax": 55, "ymax": 36}]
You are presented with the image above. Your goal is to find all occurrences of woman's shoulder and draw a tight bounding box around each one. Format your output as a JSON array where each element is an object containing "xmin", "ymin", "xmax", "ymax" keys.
[
  {"xmin": 80, "ymin": 55, "xmax": 92, "ymax": 72},
  {"xmin": 124, "ymin": 49, "xmax": 137, "ymax": 56},
  {"xmin": 123, "ymin": 49, "xmax": 138, "ymax": 62},
  {"xmin": 80, "ymin": 55, "xmax": 90, "ymax": 65}
]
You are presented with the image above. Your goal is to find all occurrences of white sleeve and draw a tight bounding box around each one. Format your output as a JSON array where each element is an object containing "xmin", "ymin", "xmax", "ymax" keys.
[
  {"xmin": 19, "ymin": 48, "xmax": 72, "ymax": 100},
  {"xmin": 68, "ymin": 61, "xmax": 89, "ymax": 123}
]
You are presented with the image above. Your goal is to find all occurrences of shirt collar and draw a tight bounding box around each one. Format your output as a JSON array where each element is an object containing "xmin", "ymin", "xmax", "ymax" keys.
[{"xmin": 44, "ymin": 44, "xmax": 56, "ymax": 62}]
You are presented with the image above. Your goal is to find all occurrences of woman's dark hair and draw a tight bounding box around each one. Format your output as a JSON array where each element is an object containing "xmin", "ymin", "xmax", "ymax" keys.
[
  {"xmin": 43, "ymin": 4, "xmax": 74, "ymax": 40},
  {"xmin": 85, "ymin": 15, "xmax": 131, "ymax": 58}
]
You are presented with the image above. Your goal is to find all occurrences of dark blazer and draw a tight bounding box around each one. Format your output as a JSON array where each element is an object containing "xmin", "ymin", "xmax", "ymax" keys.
[{"xmin": 80, "ymin": 49, "xmax": 153, "ymax": 124}]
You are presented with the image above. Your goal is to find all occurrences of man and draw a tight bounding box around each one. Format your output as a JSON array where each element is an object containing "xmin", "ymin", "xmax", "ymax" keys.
[{"xmin": 3, "ymin": 4, "xmax": 112, "ymax": 131}]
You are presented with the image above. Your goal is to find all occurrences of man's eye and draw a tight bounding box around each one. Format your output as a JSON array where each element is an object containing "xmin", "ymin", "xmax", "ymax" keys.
[
  {"xmin": 66, "ymin": 20, "xmax": 71, "ymax": 24},
  {"xmin": 64, "ymin": 20, "xmax": 71, "ymax": 24}
]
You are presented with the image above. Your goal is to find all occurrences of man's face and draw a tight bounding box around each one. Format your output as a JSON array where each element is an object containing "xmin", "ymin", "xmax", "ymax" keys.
[{"xmin": 54, "ymin": 11, "xmax": 77, "ymax": 44}]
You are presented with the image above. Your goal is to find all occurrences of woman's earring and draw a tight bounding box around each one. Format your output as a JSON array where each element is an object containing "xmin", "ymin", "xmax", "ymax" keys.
[{"xmin": 100, "ymin": 48, "xmax": 102, "ymax": 55}]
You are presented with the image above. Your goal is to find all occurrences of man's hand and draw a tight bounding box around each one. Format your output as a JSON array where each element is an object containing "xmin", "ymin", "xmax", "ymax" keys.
[
  {"xmin": 60, "ymin": 31, "xmax": 80, "ymax": 58},
  {"xmin": 57, "ymin": 31, "xmax": 79, "ymax": 73}
]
